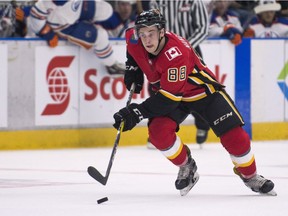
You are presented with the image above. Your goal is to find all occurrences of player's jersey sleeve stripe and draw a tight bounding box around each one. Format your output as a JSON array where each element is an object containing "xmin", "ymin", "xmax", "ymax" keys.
[
  {"xmin": 30, "ymin": 6, "xmax": 49, "ymax": 19},
  {"xmin": 51, "ymin": 23, "xmax": 69, "ymax": 31},
  {"xmin": 188, "ymin": 76, "xmax": 216, "ymax": 94},
  {"xmin": 188, "ymin": 64, "xmax": 225, "ymax": 95},
  {"xmin": 199, "ymin": 70, "xmax": 217, "ymax": 82},
  {"xmin": 94, "ymin": 45, "xmax": 114, "ymax": 59}
]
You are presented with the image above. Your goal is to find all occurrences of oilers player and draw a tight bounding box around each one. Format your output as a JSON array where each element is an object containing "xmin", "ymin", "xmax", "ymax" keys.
[
  {"xmin": 96, "ymin": 0, "xmax": 136, "ymax": 38},
  {"xmin": 27, "ymin": 0, "xmax": 125, "ymax": 75},
  {"xmin": 113, "ymin": 9, "xmax": 276, "ymax": 196}
]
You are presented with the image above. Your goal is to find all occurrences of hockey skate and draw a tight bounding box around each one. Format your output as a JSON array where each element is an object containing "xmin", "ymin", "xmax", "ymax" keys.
[
  {"xmin": 196, "ymin": 129, "xmax": 208, "ymax": 147},
  {"xmin": 106, "ymin": 61, "xmax": 125, "ymax": 75},
  {"xmin": 175, "ymin": 149, "xmax": 199, "ymax": 196},
  {"xmin": 234, "ymin": 167, "xmax": 277, "ymax": 196}
]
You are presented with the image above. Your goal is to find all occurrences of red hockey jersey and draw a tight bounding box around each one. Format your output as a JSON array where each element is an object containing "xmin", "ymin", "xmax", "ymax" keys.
[{"xmin": 125, "ymin": 28, "xmax": 224, "ymax": 103}]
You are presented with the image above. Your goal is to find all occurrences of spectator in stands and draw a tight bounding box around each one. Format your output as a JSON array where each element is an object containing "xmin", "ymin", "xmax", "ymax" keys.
[
  {"xmin": 243, "ymin": 0, "xmax": 288, "ymax": 38},
  {"xmin": 97, "ymin": 0, "xmax": 137, "ymax": 38},
  {"xmin": 276, "ymin": 0, "xmax": 288, "ymax": 18},
  {"xmin": 27, "ymin": 0, "xmax": 125, "ymax": 75},
  {"xmin": 229, "ymin": 0, "xmax": 259, "ymax": 28},
  {"xmin": 208, "ymin": 0, "xmax": 243, "ymax": 46},
  {"xmin": 204, "ymin": 0, "xmax": 216, "ymax": 20},
  {"xmin": 0, "ymin": 1, "xmax": 29, "ymax": 37}
]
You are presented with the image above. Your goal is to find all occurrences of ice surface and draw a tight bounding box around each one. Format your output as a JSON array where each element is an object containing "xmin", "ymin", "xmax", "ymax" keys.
[{"xmin": 0, "ymin": 140, "xmax": 287, "ymax": 216}]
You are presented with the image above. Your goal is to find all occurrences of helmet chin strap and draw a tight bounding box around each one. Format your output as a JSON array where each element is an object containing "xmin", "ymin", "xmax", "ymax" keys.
[{"xmin": 153, "ymin": 30, "xmax": 164, "ymax": 53}]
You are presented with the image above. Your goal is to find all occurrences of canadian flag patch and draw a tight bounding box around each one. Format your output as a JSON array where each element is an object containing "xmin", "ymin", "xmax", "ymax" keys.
[{"xmin": 165, "ymin": 47, "xmax": 182, "ymax": 61}]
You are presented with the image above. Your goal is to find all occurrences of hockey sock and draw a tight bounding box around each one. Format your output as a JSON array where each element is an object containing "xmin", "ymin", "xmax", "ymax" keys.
[
  {"xmin": 220, "ymin": 126, "xmax": 257, "ymax": 178},
  {"xmin": 149, "ymin": 117, "xmax": 188, "ymax": 166}
]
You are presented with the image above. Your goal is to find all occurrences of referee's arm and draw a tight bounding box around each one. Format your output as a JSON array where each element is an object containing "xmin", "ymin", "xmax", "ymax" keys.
[{"xmin": 187, "ymin": 0, "xmax": 209, "ymax": 49}]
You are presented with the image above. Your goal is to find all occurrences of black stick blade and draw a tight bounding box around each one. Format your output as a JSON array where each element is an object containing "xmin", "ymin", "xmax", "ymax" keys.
[{"xmin": 87, "ymin": 166, "xmax": 108, "ymax": 186}]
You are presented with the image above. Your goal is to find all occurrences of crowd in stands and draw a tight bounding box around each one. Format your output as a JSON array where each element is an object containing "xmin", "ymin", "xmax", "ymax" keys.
[
  {"xmin": 0, "ymin": 0, "xmax": 33, "ymax": 37},
  {"xmin": 207, "ymin": 0, "xmax": 288, "ymax": 45},
  {"xmin": 1, "ymin": 0, "xmax": 288, "ymax": 42}
]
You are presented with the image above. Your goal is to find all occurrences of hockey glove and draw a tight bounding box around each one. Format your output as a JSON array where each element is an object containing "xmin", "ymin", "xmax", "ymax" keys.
[
  {"xmin": 124, "ymin": 63, "xmax": 144, "ymax": 94},
  {"xmin": 243, "ymin": 28, "xmax": 255, "ymax": 38},
  {"xmin": 37, "ymin": 24, "xmax": 59, "ymax": 48},
  {"xmin": 113, "ymin": 103, "xmax": 144, "ymax": 131},
  {"xmin": 223, "ymin": 24, "xmax": 242, "ymax": 46},
  {"xmin": 230, "ymin": 33, "xmax": 242, "ymax": 46},
  {"xmin": 15, "ymin": 7, "xmax": 25, "ymax": 22}
]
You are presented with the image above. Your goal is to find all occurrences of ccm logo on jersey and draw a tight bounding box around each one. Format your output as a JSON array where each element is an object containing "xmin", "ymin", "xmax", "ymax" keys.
[
  {"xmin": 213, "ymin": 112, "xmax": 233, "ymax": 125},
  {"xmin": 165, "ymin": 47, "xmax": 182, "ymax": 61}
]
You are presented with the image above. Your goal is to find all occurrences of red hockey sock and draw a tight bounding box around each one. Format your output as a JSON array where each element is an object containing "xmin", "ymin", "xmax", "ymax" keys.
[
  {"xmin": 149, "ymin": 117, "xmax": 188, "ymax": 166},
  {"xmin": 220, "ymin": 126, "xmax": 257, "ymax": 178}
]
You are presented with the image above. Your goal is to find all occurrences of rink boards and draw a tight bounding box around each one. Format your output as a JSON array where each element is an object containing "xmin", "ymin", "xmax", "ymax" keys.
[{"xmin": 0, "ymin": 38, "xmax": 287, "ymax": 149}]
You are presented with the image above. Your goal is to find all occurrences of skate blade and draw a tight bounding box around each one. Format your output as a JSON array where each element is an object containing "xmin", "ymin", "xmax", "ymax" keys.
[
  {"xmin": 261, "ymin": 189, "xmax": 277, "ymax": 196},
  {"xmin": 108, "ymin": 73, "xmax": 124, "ymax": 78},
  {"xmin": 180, "ymin": 172, "xmax": 200, "ymax": 196}
]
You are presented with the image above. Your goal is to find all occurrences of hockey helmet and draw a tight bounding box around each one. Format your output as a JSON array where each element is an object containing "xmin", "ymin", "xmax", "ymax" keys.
[{"xmin": 135, "ymin": 9, "xmax": 166, "ymax": 32}]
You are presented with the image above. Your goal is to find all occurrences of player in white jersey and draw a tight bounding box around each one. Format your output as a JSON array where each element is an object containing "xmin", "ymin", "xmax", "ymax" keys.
[
  {"xmin": 208, "ymin": 0, "xmax": 243, "ymax": 46},
  {"xmin": 96, "ymin": 0, "xmax": 136, "ymax": 38},
  {"xmin": 244, "ymin": 0, "xmax": 288, "ymax": 38},
  {"xmin": 27, "ymin": 0, "xmax": 125, "ymax": 75}
]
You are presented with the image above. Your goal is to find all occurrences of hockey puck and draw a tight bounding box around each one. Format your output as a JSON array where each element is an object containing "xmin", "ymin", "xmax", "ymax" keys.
[{"xmin": 97, "ymin": 197, "xmax": 108, "ymax": 204}]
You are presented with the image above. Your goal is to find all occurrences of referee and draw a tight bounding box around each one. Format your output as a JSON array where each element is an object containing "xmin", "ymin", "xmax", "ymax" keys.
[{"xmin": 149, "ymin": 0, "xmax": 211, "ymax": 146}]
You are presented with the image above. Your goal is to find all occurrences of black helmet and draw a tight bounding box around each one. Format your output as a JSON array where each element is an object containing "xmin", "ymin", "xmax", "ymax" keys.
[{"xmin": 135, "ymin": 9, "xmax": 166, "ymax": 32}]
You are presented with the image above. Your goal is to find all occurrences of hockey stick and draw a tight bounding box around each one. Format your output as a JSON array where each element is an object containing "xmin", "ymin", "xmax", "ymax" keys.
[{"xmin": 87, "ymin": 83, "xmax": 135, "ymax": 185}]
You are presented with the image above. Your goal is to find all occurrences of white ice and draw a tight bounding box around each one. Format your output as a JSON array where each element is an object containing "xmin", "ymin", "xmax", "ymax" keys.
[{"xmin": 0, "ymin": 140, "xmax": 287, "ymax": 216}]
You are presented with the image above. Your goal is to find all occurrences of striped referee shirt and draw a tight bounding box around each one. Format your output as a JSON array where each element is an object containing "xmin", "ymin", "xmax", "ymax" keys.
[{"xmin": 150, "ymin": 0, "xmax": 209, "ymax": 49}]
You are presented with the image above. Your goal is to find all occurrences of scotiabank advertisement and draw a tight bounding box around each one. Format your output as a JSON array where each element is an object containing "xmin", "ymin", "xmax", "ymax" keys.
[
  {"xmin": 35, "ymin": 44, "xmax": 149, "ymax": 126},
  {"xmin": 0, "ymin": 44, "xmax": 8, "ymax": 127},
  {"xmin": 78, "ymin": 45, "xmax": 149, "ymax": 125},
  {"xmin": 34, "ymin": 41, "xmax": 235, "ymax": 126},
  {"xmin": 35, "ymin": 46, "xmax": 79, "ymax": 126}
]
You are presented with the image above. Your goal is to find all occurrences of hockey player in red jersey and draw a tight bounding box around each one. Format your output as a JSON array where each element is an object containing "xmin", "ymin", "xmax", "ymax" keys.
[{"xmin": 113, "ymin": 9, "xmax": 276, "ymax": 196}]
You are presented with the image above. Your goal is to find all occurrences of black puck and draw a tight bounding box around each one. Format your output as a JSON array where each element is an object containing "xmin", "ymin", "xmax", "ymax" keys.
[{"xmin": 97, "ymin": 197, "xmax": 108, "ymax": 204}]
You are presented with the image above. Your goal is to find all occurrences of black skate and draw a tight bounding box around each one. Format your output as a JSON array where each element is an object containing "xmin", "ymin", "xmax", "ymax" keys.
[
  {"xmin": 175, "ymin": 150, "xmax": 199, "ymax": 196},
  {"xmin": 196, "ymin": 129, "xmax": 208, "ymax": 146},
  {"xmin": 234, "ymin": 167, "xmax": 277, "ymax": 196}
]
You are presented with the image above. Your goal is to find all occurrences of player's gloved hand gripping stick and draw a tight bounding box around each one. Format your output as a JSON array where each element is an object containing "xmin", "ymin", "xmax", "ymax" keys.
[{"xmin": 87, "ymin": 83, "xmax": 135, "ymax": 185}]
